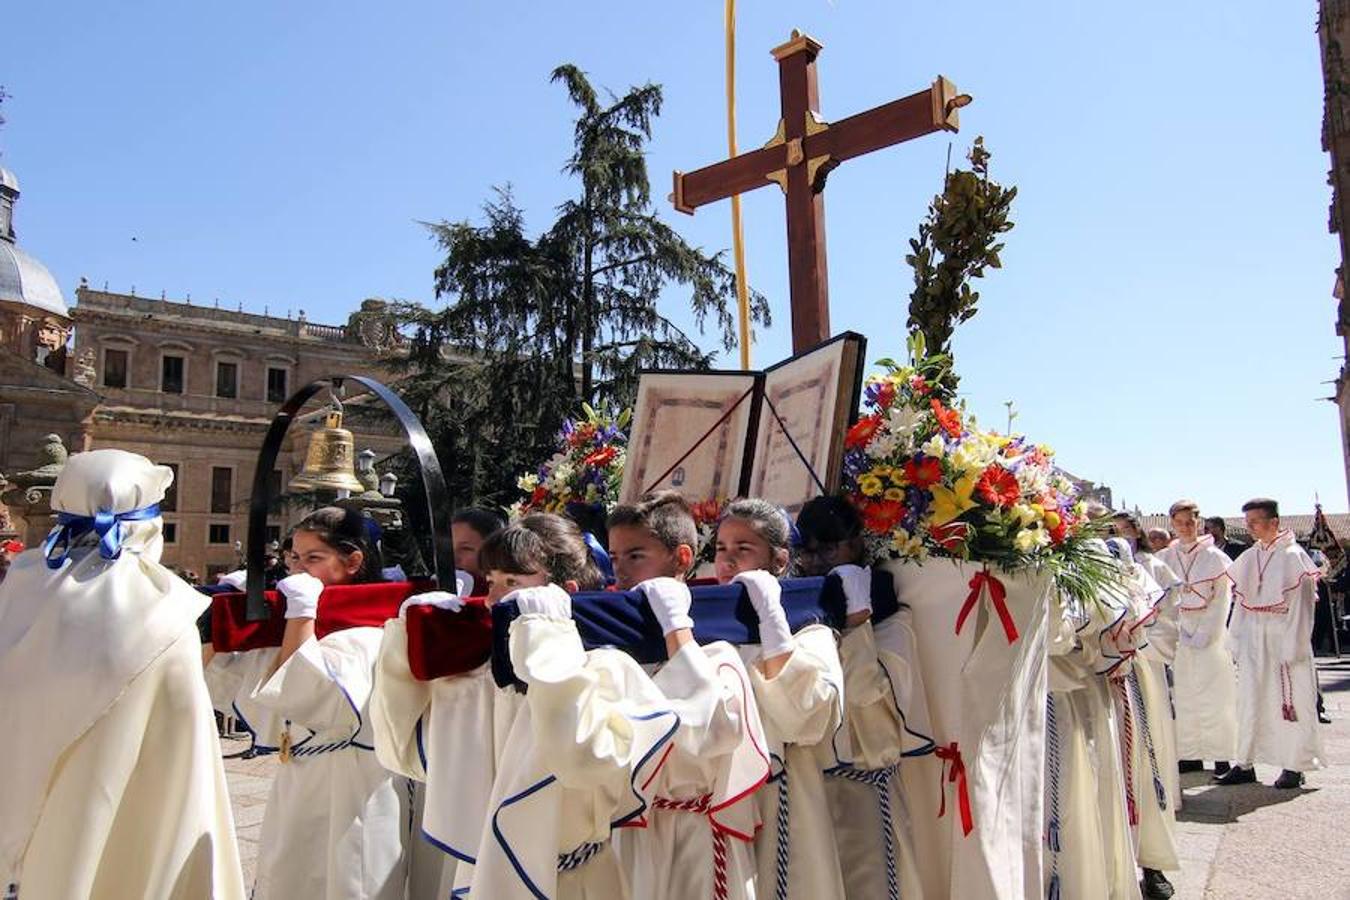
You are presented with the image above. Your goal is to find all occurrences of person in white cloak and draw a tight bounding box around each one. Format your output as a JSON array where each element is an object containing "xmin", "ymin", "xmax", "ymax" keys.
[
  {"xmin": 714, "ymin": 498, "xmax": 847, "ymax": 900},
  {"xmin": 247, "ymin": 506, "xmax": 411, "ymax": 900},
  {"xmin": 1043, "ymin": 562, "xmax": 1141, "ymax": 900},
  {"xmin": 1106, "ymin": 538, "xmax": 1181, "ymax": 900},
  {"xmin": 1156, "ymin": 499, "xmax": 1237, "ymax": 775},
  {"xmin": 1218, "ymin": 498, "xmax": 1326, "ymax": 789},
  {"xmin": 0, "ymin": 448, "xmax": 245, "ymax": 900},
  {"xmin": 794, "ymin": 496, "xmax": 930, "ymax": 900}
]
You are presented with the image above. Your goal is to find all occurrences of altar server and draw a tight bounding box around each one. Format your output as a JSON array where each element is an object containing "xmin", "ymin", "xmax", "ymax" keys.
[
  {"xmin": 715, "ymin": 498, "xmax": 848, "ymax": 900},
  {"xmin": 1220, "ymin": 499, "xmax": 1326, "ymax": 788},
  {"xmin": 607, "ymin": 490, "xmax": 697, "ymax": 590},
  {"xmin": 0, "ymin": 449, "xmax": 245, "ymax": 899},
  {"xmin": 1107, "ymin": 538, "xmax": 1181, "ymax": 899},
  {"xmin": 1157, "ymin": 500, "xmax": 1237, "ymax": 774},
  {"xmin": 797, "ymin": 495, "xmax": 929, "ymax": 900},
  {"xmin": 248, "ymin": 506, "xmax": 411, "ymax": 900}
]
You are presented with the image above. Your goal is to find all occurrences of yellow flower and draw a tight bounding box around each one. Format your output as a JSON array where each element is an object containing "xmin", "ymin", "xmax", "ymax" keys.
[
  {"xmin": 889, "ymin": 469, "xmax": 908, "ymax": 487},
  {"xmin": 1011, "ymin": 503, "xmax": 1039, "ymax": 527},
  {"xmin": 1043, "ymin": 510, "xmax": 1062, "ymax": 530},
  {"xmin": 884, "ymin": 487, "xmax": 905, "ymax": 502},
  {"xmin": 1014, "ymin": 527, "xmax": 1048, "ymax": 553},
  {"xmin": 859, "ymin": 474, "xmax": 884, "ymax": 497},
  {"xmin": 930, "ymin": 473, "xmax": 978, "ymax": 525}
]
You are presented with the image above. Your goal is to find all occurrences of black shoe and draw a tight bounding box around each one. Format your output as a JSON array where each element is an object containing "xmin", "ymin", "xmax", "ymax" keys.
[
  {"xmin": 1318, "ymin": 711, "xmax": 1332, "ymax": 725},
  {"xmin": 1142, "ymin": 868, "xmax": 1175, "ymax": 899},
  {"xmin": 1214, "ymin": 765, "xmax": 1257, "ymax": 785},
  {"xmin": 1273, "ymin": 769, "xmax": 1305, "ymax": 789},
  {"xmin": 1178, "ymin": 759, "xmax": 1204, "ymax": 774},
  {"xmin": 1213, "ymin": 761, "xmax": 1231, "ymax": 776}
]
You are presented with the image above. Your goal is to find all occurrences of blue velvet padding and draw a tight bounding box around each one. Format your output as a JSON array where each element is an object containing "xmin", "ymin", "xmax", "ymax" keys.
[{"xmin": 491, "ymin": 571, "xmax": 902, "ymax": 689}]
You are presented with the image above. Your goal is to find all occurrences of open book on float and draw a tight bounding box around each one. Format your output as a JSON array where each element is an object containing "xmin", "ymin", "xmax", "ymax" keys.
[{"xmin": 619, "ymin": 332, "xmax": 866, "ymax": 515}]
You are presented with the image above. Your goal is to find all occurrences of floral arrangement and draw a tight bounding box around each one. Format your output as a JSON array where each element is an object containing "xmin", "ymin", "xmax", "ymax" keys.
[
  {"xmin": 512, "ymin": 404, "xmax": 630, "ymax": 520},
  {"xmin": 689, "ymin": 497, "xmax": 728, "ymax": 565},
  {"xmin": 841, "ymin": 340, "xmax": 1111, "ymax": 599}
]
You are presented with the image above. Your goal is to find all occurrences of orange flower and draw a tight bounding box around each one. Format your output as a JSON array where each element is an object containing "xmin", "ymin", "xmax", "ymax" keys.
[
  {"xmin": 860, "ymin": 499, "xmax": 906, "ymax": 534},
  {"xmin": 583, "ymin": 445, "xmax": 618, "ymax": 468},
  {"xmin": 975, "ymin": 465, "xmax": 1020, "ymax": 508},
  {"xmin": 930, "ymin": 399, "xmax": 962, "ymax": 438},
  {"xmin": 846, "ymin": 414, "xmax": 883, "ymax": 449},
  {"xmin": 903, "ymin": 457, "xmax": 943, "ymax": 489}
]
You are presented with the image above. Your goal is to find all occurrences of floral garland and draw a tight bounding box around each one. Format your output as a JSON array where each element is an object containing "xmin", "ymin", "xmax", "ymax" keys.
[
  {"xmin": 841, "ymin": 349, "xmax": 1099, "ymax": 582},
  {"xmin": 511, "ymin": 404, "xmax": 630, "ymax": 520}
]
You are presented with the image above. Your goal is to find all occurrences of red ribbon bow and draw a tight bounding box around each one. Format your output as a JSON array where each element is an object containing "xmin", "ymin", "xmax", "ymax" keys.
[
  {"xmin": 955, "ymin": 568, "xmax": 1019, "ymax": 644},
  {"xmin": 935, "ymin": 741, "xmax": 974, "ymax": 836}
]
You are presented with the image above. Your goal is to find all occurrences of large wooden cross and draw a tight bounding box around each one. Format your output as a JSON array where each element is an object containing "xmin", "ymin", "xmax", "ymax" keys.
[{"xmin": 673, "ymin": 30, "xmax": 969, "ymax": 354}]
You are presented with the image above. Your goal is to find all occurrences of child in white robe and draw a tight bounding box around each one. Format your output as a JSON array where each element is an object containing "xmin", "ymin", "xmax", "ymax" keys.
[
  {"xmin": 1222, "ymin": 499, "xmax": 1326, "ymax": 788},
  {"xmin": 715, "ymin": 498, "xmax": 847, "ymax": 900},
  {"xmin": 796, "ymin": 495, "xmax": 929, "ymax": 900},
  {"xmin": 249, "ymin": 507, "xmax": 411, "ymax": 900},
  {"xmin": 0, "ymin": 449, "xmax": 245, "ymax": 900},
  {"xmin": 1156, "ymin": 499, "xmax": 1237, "ymax": 775}
]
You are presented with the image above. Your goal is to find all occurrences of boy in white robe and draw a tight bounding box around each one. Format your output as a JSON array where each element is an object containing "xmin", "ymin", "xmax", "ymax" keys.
[
  {"xmin": 1156, "ymin": 499, "xmax": 1237, "ymax": 775},
  {"xmin": 1220, "ymin": 499, "xmax": 1326, "ymax": 788},
  {"xmin": 0, "ymin": 449, "xmax": 245, "ymax": 900}
]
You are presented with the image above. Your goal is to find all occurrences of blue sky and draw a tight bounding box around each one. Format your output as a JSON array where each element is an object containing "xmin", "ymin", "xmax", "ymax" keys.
[{"xmin": 4, "ymin": 1, "xmax": 1343, "ymax": 515}]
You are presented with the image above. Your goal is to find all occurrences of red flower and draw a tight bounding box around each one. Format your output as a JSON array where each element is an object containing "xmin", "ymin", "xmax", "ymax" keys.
[
  {"xmin": 903, "ymin": 457, "xmax": 943, "ymax": 489},
  {"xmin": 928, "ymin": 521, "xmax": 970, "ymax": 552},
  {"xmin": 930, "ymin": 399, "xmax": 962, "ymax": 438},
  {"xmin": 874, "ymin": 381, "xmax": 896, "ymax": 409},
  {"xmin": 529, "ymin": 486, "xmax": 549, "ymax": 507},
  {"xmin": 975, "ymin": 465, "xmax": 1020, "ymax": 508},
  {"xmin": 846, "ymin": 414, "xmax": 883, "ymax": 449},
  {"xmin": 860, "ymin": 499, "xmax": 906, "ymax": 534},
  {"xmin": 690, "ymin": 498, "xmax": 724, "ymax": 525},
  {"xmin": 910, "ymin": 375, "xmax": 930, "ymax": 396},
  {"xmin": 583, "ymin": 445, "xmax": 618, "ymax": 468}
]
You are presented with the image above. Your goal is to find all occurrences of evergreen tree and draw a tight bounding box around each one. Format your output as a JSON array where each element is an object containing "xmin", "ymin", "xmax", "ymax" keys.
[{"xmin": 390, "ymin": 64, "xmax": 768, "ymax": 508}]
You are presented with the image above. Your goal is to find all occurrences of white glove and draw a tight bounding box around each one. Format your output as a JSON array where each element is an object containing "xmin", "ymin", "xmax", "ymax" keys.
[
  {"xmin": 398, "ymin": 590, "xmax": 465, "ymax": 618},
  {"xmin": 508, "ymin": 583, "xmax": 573, "ymax": 620},
  {"xmin": 831, "ymin": 563, "xmax": 873, "ymax": 617},
  {"xmin": 454, "ymin": 569, "xmax": 475, "ymax": 597},
  {"xmin": 637, "ymin": 577, "xmax": 694, "ymax": 635},
  {"xmin": 217, "ymin": 569, "xmax": 247, "ymax": 590},
  {"xmin": 277, "ymin": 572, "xmax": 325, "ymax": 620},
  {"xmin": 381, "ymin": 564, "xmax": 408, "ymax": 582},
  {"xmin": 734, "ymin": 570, "xmax": 793, "ymax": 658}
]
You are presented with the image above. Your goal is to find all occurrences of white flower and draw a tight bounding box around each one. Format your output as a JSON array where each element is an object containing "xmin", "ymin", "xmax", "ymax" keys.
[
  {"xmin": 922, "ymin": 434, "xmax": 947, "ymax": 459},
  {"xmin": 1014, "ymin": 527, "xmax": 1049, "ymax": 552}
]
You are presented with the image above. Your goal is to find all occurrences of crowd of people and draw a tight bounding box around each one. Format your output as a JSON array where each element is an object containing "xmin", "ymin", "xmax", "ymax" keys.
[{"xmin": 0, "ymin": 448, "xmax": 1333, "ymax": 900}]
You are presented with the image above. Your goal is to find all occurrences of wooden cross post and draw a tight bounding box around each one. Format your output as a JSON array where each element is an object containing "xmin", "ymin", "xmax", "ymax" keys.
[{"xmin": 673, "ymin": 30, "xmax": 970, "ymax": 354}]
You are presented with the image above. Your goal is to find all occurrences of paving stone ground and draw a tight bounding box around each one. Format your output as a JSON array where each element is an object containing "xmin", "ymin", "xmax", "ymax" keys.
[{"xmin": 223, "ymin": 660, "xmax": 1350, "ymax": 898}]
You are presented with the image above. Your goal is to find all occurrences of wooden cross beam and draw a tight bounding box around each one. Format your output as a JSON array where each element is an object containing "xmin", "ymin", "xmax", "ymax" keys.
[{"xmin": 673, "ymin": 30, "xmax": 970, "ymax": 354}]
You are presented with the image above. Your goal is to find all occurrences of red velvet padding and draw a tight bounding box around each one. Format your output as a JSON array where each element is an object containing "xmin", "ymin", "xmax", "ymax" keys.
[
  {"xmin": 211, "ymin": 580, "xmax": 435, "ymax": 652},
  {"xmin": 404, "ymin": 597, "xmax": 495, "ymax": 681}
]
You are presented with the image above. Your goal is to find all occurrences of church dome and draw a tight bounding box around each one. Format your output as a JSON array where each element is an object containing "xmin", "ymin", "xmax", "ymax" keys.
[
  {"xmin": 0, "ymin": 166, "xmax": 68, "ymax": 319},
  {"xmin": 0, "ymin": 241, "xmax": 68, "ymax": 318}
]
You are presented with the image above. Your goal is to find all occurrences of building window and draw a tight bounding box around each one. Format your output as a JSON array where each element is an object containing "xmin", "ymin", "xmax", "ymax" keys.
[
  {"xmin": 267, "ymin": 367, "xmax": 289, "ymax": 403},
  {"xmin": 216, "ymin": 361, "xmax": 239, "ymax": 399},
  {"xmin": 163, "ymin": 522, "xmax": 177, "ymax": 544},
  {"xmin": 103, "ymin": 348, "xmax": 128, "ymax": 388},
  {"xmin": 208, "ymin": 523, "xmax": 231, "ymax": 544},
  {"xmin": 161, "ymin": 463, "xmax": 179, "ymax": 512},
  {"xmin": 265, "ymin": 524, "xmax": 282, "ymax": 545},
  {"xmin": 161, "ymin": 354, "xmax": 185, "ymax": 394},
  {"xmin": 210, "ymin": 466, "xmax": 233, "ymax": 514}
]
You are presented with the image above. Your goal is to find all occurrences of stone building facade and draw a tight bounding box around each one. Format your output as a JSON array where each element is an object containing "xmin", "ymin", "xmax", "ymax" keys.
[
  {"xmin": 71, "ymin": 288, "xmax": 405, "ymax": 580},
  {"xmin": 1320, "ymin": 0, "xmax": 1350, "ymax": 506}
]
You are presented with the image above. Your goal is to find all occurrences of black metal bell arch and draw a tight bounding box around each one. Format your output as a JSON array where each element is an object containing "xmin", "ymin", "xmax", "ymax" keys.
[{"xmin": 245, "ymin": 375, "xmax": 453, "ymax": 620}]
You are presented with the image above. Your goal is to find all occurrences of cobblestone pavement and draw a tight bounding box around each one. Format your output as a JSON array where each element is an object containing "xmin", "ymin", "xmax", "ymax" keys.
[{"xmin": 223, "ymin": 660, "xmax": 1350, "ymax": 898}]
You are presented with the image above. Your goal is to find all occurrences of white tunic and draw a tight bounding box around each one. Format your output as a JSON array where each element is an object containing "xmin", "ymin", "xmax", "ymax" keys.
[
  {"xmin": 250, "ymin": 627, "xmax": 411, "ymax": 900},
  {"xmin": 1228, "ymin": 530, "xmax": 1326, "ymax": 772},
  {"xmin": 1158, "ymin": 537, "xmax": 1238, "ymax": 761},
  {"xmin": 885, "ymin": 559, "xmax": 1050, "ymax": 900},
  {"xmin": 740, "ymin": 625, "xmax": 847, "ymax": 900},
  {"xmin": 829, "ymin": 619, "xmax": 927, "ymax": 900},
  {"xmin": 0, "ymin": 449, "xmax": 245, "ymax": 900},
  {"xmin": 1045, "ymin": 591, "xmax": 1140, "ymax": 900},
  {"xmin": 612, "ymin": 640, "xmax": 770, "ymax": 900}
]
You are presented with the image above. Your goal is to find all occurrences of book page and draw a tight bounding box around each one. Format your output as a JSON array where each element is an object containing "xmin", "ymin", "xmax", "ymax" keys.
[
  {"xmin": 620, "ymin": 372, "xmax": 759, "ymax": 504},
  {"xmin": 748, "ymin": 335, "xmax": 863, "ymax": 514}
]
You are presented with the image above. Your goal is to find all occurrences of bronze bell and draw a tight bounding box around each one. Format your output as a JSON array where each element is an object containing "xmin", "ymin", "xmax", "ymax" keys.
[{"xmin": 289, "ymin": 403, "xmax": 366, "ymax": 495}]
